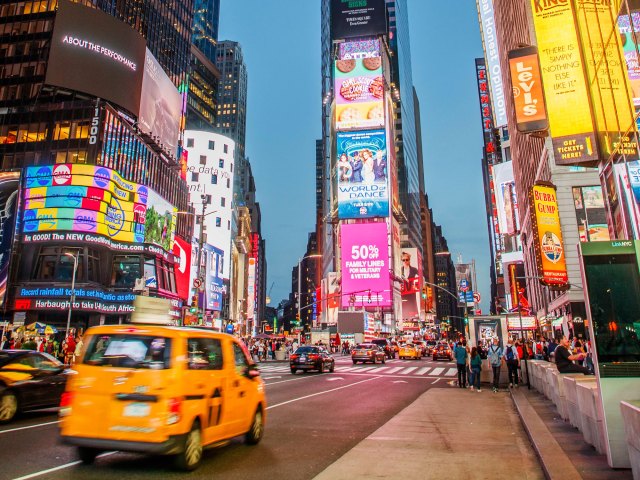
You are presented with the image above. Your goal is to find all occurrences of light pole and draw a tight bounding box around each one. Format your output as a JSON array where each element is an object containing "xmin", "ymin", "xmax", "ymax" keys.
[
  {"xmin": 297, "ymin": 254, "xmax": 321, "ymax": 328},
  {"xmin": 63, "ymin": 251, "xmax": 78, "ymax": 338}
]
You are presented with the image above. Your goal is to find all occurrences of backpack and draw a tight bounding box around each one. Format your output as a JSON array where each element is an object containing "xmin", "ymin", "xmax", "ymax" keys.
[
  {"xmin": 505, "ymin": 346, "xmax": 515, "ymax": 362},
  {"xmin": 488, "ymin": 345, "xmax": 501, "ymax": 365},
  {"xmin": 536, "ymin": 343, "xmax": 543, "ymax": 354}
]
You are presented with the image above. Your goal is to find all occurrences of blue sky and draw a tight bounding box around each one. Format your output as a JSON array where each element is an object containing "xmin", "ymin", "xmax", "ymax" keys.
[{"xmin": 218, "ymin": 1, "xmax": 490, "ymax": 311}]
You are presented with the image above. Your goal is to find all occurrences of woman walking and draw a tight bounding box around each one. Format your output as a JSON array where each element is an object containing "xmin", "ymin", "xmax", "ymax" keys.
[{"xmin": 469, "ymin": 347, "xmax": 482, "ymax": 392}]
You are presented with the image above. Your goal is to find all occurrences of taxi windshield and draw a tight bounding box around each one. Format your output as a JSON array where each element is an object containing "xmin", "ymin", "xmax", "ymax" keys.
[{"xmin": 83, "ymin": 334, "xmax": 172, "ymax": 369}]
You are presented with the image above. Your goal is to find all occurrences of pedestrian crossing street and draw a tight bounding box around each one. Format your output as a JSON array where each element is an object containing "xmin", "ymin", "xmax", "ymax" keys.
[{"xmin": 258, "ymin": 359, "xmax": 458, "ymax": 378}]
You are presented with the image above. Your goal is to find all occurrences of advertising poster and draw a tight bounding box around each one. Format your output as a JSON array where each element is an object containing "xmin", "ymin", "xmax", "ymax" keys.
[
  {"xmin": 619, "ymin": 10, "xmax": 640, "ymax": 108},
  {"xmin": 326, "ymin": 272, "xmax": 340, "ymax": 324},
  {"xmin": 508, "ymin": 47, "xmax": 548, "ymax": 133},
  {"xmin": 530, "ymin": 0, "xmax": 598, "ymax": 165},
  {"xmin": 474, "ymin": 318, "xmax": 503, "ymax": 349},
  {"xmin": 338, "ymin": 39, "xmax": 380, "ymax": 60},
  {"xmin": 172, "ymin": 236, "xmax": 191, "ymax": 301},
  {"xmin": 399, "ymin": 248, "xmax": 422, "ymax": 320},
  {"xmin": 45, "ymin": 0, "xmax": 146, "ymax": 116},
  {"xmin": 0, "ymin": 172, "xmax": 20, "ymax": 309},
  {"xmin": 204, "ymin": 243, "xmax": 224, "ymax": 312},
  {"xmin": 144, "ymin": 189, "xmax": 176, "ymax": 252},
  {"xmin": 330, "ymin": 0, "xmax": 387, "ymax": 40},
  {"xmin": 455, "ymin": 263, "xmax": 474, "ymax": 307},
  {"xmin": 138, "ymin": 48, "xmax": 182, "ymax": 156},
  {"xmin": 336, "ymin": 129, "xmax": 388, "ymax": 218},
  {"xmin": 530, "ymin": 183, "xmax": 568, "ymax": 286},
  {"xmin": 334, "ymin": 58, "xmax": 384, "ymax": 131},
  {"xmin": 340, "ymin": 222, "xmax": 391, "ymax": 308},
  {"xmin": 573, "ymin": 186, "xmax": 610, "ymax": 242},
  {"xmin": 493, "ymin": 161, "xmax": 518, "ymax": 235},
  {"xmin": 247, "ymin": 257, "xmax": 256, "ymax": 320}
]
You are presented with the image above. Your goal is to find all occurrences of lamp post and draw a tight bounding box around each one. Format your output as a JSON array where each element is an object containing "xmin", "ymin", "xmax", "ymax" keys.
[
  {"xmin": 63, "ymin": 252, "xmax": 78, "ymax": 338},
  {"xmin": 297, "ymin": 254, "xmax": 321, "ymax": 329}
]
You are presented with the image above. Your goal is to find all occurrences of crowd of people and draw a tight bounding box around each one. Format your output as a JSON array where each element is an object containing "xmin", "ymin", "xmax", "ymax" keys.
[{"xmin": 0, "ymin": 329, "xmax": 85, "ymax": 366}]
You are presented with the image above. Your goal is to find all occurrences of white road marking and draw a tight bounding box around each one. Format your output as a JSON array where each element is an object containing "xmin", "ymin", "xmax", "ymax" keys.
[
  {"xmin": 13, "ymin": 452, "xmax": 116, "ymax": 480},
  {"xmin": 355, "ymin": 366, "xmax": 378, "ymax": 373},
  {"xmin": 384, "ymin": 367, "xmax": 404, "ymax": 374},
  {"xmin": 445, "ymin": 368, "xmax": 457, "ymax": 376},
  {"xmin": 430, "ymin": 367, "xmax": 445, "ymax": 376},
  {"xmin": 372, "ymin": 367, "xmax": 389, "ymax": 373},
  {"xmin": 262, "ymin": 376, "xmax": 282, "ymax": 380},
  {"xmin": 392, "ymin": 380, "xmax": 408, "ymax": 384},
  {"xmin": 414, "ymin": 367, "xmax": 432, "ymax": 376},
  {"xmin": 326, "ymin": 377, "xmax": 344, "ymax": 381},
  {"xmin": 398, "ymin": 367, "xmax": 418, "ymax": 375},
  {"xmin": 432, "ymin": 378, "xmax": 442, "ymax": 384},
  {"xmin": 0, "ymin": 420, "xmax": 60, "ymax": 435},
  {"xmin": 336, "ymin": 366, "xmax": 361, "ymax": 372}
]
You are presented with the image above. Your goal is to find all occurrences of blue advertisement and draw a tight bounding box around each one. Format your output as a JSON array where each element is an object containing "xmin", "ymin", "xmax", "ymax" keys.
[
  {"xmin": 336, "ymin": 129, "xmax": 389, "ymax": 219},
  {"xmin": 204, "ymin": 243, "xmax": 224, "ymax": 312}
]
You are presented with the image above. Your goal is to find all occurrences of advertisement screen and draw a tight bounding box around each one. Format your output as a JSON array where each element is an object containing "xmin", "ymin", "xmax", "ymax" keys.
[
  {"xmin": 331, "ymin": 0, "xmax": 387, "ymax": 40},
  {"xmin": 340, "ymin": 222, "xmax": 391, "ymax": 308},
  {"xmin": 334, "ymin": 58, "xmax": 384, "ymax": 131},
  {"xmin": 204, "ymin": 243, "xmax": 224, "ymax": 312},
  {"xmin": 338, "ymin": 39, "xmax": 381, "ymax": 60},
  {"xmin": 508, "ymin": 47, "xmax": 548, "ymax": 133},
  {"xmin": 573, "ymin": 186, "xmax": 610, "ymax": 242},
  {"xmin": 619, "ymin": 11, "xmax": 640, "ymax": 108},
  {"xmin": 530, "ymin": 183, "xmax": 568, "ymax": 286},
  {"xmin": 172, "ymin": 236, "xmax": 191, "ymax": 301},
  {"xmin": 45, "ymin": 0, "xmax": 146, "ymax": 115},
  {"xmin": 455, "ymin": 263, "xmax": 474, "ymax": 307},
  {"xmin": 530, "ymin": 0, "xmax": 598, "ymax": 165},
  {"xmin": 336, "ymin": 129, "xmax": 389, "ymax": 219},
  {"xmin": 144, "ymin": 189, "xmax": 176, "ymax": 252},
  {"xmin": 247, "ymin": 257, "xmax": 256, "ymax": 320},
  {"xmin": 493, "ymin": 161, "xmax": 519, "ymax": 235},
  {"xmin": 138, "ymin": 48, "xmax": 182, "ymax": 156},
  {"xmin": 0, "ymin": 172, "xmax": 20, "ymax": 309},
  {"xmin": 399, "ymin": 248, "xmax": 422, "ymax": 320}
]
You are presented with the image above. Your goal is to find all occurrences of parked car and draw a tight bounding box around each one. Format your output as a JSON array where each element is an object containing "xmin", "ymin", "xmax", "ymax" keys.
[
  {"xmin": 290, "ymin": 346, "xmax": 335, "ymax": 374},
  {"xmin": 370, "ymin": 338, "xmax": 396, "ymax": 359},
  {"xmin": 59, "ymin": 325, "xmax": 266, "ymax": 471},
  {"xmin": 351, "ymin": 344, "xmax": 386, "ymax": 364},
  {"xmin": 398, "ymin": 344, "xmax": 421, "ymax": 360},
  {"xmin": 432, "ymin": 344, "xmax": 453, "ymax": 361},
  {"xmin": 0, "ymin": 350, "xmax": 71, "ymax": 423}
]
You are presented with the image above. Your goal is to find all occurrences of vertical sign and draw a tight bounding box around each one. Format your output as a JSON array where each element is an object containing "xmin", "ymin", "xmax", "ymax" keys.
[
  {"xmin": 508, "ymin": 46, "xmax": 549, "ymax": 133},
  {"xmin": 0, "ymin": 172, "xmax": 20, "ymax": 308}
]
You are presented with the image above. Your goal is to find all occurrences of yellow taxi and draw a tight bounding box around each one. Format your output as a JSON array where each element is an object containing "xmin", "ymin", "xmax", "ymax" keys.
[
  {"xmin": 59, "ymin": 324, "xmax": 266, "ymax": 471},
  {"xmin": 398, "ymin": 343, "xmax": 421, "ymax": 360}
]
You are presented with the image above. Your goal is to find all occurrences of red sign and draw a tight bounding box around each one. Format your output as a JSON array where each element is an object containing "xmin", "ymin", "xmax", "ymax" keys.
[{"xmin": 172, "ymin": 236, "xmax": 192, "ymax": 301}]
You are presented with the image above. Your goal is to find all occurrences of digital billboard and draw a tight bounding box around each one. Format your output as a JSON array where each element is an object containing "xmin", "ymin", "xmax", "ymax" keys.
[
  {"xmin": 336, "ymin": 129, "xmax": 388, "ymax": 219},
  {"xmin": 247, "ymin": 257, "xmax": 256, "ymax": 320},
  {"xmin": 338, "ymin": 39, "xmax": 381, "ymax": 60},
  {"xmin": 492, "ymin": 161, "xmax": 518, "ymax": 235},
  {"xmin": 618, "ymin": 9, "xmax": 640, "ymax": 108},
  {"xmin": 138, "ymin": 48, "xmax": 182, "ymax": 156},
  {"xmin": 340, "ymin": 222, "xmax": 391, "ymax": 308},
  {"xmin": 573, "ymin": 186, "xmax": 610, "ymax": 242},
  {"xmin": 204, "ymin": 243, "xmax": 224, "ymax": 312},
  {"xmin": 0, "ymin": 172, "xmax": 20, "ymax": 309},
  {"xmin": 331, "ymin": 0, "xmax": 387, "ymax": 40},
  {"xmin": 530, "ymin": 0, "xmax": 598, "ymax": 165},
  {"xmin": 172, "ymin": 236, "xmax": 191, "ymax": 301},
  {"xmin": 45, "ymin": 0, "xmax": 146, "ymax": 116},
  {"xmin": 508, "ymin": 47, "xmax": 548, "ymax": 133},
  {"xmin": 399, "ymin": 247, "xmax": 422, "ymax": 320},
  {"xmin": 144, "ymin": 189, "xmax": 176, "ymax": 252},
  {"xmin": 334, "ymin": 58, "xmax": 384, "ymax": 131},
  {"xmin": 455, "ymin": 263, "xmax": 474, "ymax": 307},
  {"xmin": 530, "ymin": 183, "xmax": 568, "ymax": 287}
]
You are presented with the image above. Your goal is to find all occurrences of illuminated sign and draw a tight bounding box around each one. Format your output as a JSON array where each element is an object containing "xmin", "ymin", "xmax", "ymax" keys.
[
  {"xmin": 60, "ymin": 35, "xmax": 138, "ymax": 71},
  {"xmin": 508, "ymin": 46, "xmax": 548, "ymax": 133},
  {"xmin": 330, "ymin": 0, "xmax": 387, "ymax": 40},
  {"xmin": 334, "ymin": 58, "xmax": 384, "ymax": 131},
  {"xmin": 619, "ymin": 10, "xmax": 640, "ymax": 108},
  {"xmin": 530, "ymin": 183, "xmax": 568, "ymax": 287},
  {"xmin": 338, "ymin": 39, "xmax": 381, "ymax": 60},
  {"xmin": 530, "ymin": 0, "xmax": 598, "ymax": 165},
  {"xmin": 507, "ymin": 316, "xmax": 537, "ymax": 330},
  {"xmin": 0, "ymin": 172, "xmax": 20, "ymax": 309},
  {"xmin": 336, "ymin": 129, "xmax": 389, "ymax": 219}
]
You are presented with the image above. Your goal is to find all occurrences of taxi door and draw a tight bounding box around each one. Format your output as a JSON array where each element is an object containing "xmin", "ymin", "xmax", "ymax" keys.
[
  {"xmin": 184, "ymin": 337, "xmax": 227, "ymax": 445},
  {"xmin": 225, "ymin": 341, "xmax": 254, "ymax": 437}
]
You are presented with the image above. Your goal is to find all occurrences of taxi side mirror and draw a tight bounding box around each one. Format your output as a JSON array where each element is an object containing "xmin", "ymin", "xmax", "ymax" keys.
[{"xmin": 244, "ymin": 365, "xmax": 261, "ymax": 380}]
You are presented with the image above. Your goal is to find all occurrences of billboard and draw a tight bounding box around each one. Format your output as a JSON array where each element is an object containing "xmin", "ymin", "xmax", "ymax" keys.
[
  {"xmin": 340, "ymin": 222, "xmax": 391, "ymax": 307},
  {"xmin": 335, "ymin": 58, "xmax": 384, "ymax": 131},
  {"xmin": 399, "ymin": 248, "xmax": 422, "ymax": 320},
  {"xmin": 530, "ymin": 183, "xmax": 568, "ymax": 287},
  {"xmin": 247, "ymin": 257, "xmax": 256, "ymax": 320},
  {"xmin": 45, "ymin": 0, "xmax": 146, "ymax": 116},
  {"xmin": 144, "ymin": 189, "xmax": 176, "ymax": 252},
  {"xmin": 455, "ymin": 263, "xmax": 474, "ymax": 307},
  {"xmin": 508, "ymin": 46, "xmax": 548, "ymax": 133},
  {"xmin": 336, "ymin": 129, "xmax": 389, "ymax": 218},
  {"xmin": 492, "ymin": 161, "xmax": 518, "ymax": 235},
  {"xmin": 477, "ymin": 0, "xmax": 507, "ymax": 126},
  {"xmin": 138, "ymin": 48, "xmax": 182, "ymax": 156},
  {"xmin": 530, "ymin": 0, "xmax": 598, "ymax": 165},
  {"xmin": 204, "ymin": 243, "xmax": 224, "ymax": 312},
  {"xmin": 172, "ymin": 236, "xmax": 191, "ymax": 301},
  {"xmin": 619, "ymin": 9, "xmax": 640, "ymax": 108},
  {"xmin": 573, "ymin": 186, "xmax": 610, "ymax": 242},
  {"xmin": 338, "ymin": 39, "xmax": 381, "ymax": 60},
  {"xmin": 331, "ymin": 0, "xmax": 387, "ymax": 40},
  {"xmin": 0, "ymin": 172, "xmax": 20, "ymax": 309}
]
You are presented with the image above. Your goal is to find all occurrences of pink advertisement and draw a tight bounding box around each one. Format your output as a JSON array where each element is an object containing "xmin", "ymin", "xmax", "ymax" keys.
[{"xmin": 340, "ymin": 222, "xmax": 391, "ymax": 307}]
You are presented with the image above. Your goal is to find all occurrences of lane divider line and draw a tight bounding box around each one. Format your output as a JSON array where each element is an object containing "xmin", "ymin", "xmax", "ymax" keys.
[
  {"xmin": 13, "ymin": 452, "xmax": 116, "ymax": 480},
  {"xmin": 0, "ymin": 420, "xmax": 60, "ymax": 435}
]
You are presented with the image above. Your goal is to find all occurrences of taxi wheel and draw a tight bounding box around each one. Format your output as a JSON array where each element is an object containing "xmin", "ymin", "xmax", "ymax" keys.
[
  {"xmin": 290, "ymin": 368, "xmax": 297, "ymax": 374},
  {"xmin": 78, "ymin": 447, "xmax": 101, "ymax": 465},
  {"xmin": 319, "ymin": 362, "xmax": 325, "ymax": 374},
  {"xmin": 352, "ymin": 360, "xmax": 357, "ymax": 365},
  {"xmin": 174, "ymin": 421, "xmax": 203, "ymax": 471},
  {"xmin": 245, "ymin": 407, "xmax": 264, "ymax": 445},
  {"xmin": 381, "ymin": 357, "xmax": 386, "ymax": 364},
  {"xmin": 0, "ymin": 390, "xmax": 18, "ymax": 424}
]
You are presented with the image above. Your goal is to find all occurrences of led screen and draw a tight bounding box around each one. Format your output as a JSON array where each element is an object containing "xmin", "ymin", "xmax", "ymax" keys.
[
  {"xmin": 335, "ymin": 58, "xmax": 384, "ymax": 131},
  {"xmin": 331, "ymin": 0, "xmax": 387, "ymax": 40},
  {"xmin": 0, "ymin": 172, "xmax": 20, "ymax": 309}
]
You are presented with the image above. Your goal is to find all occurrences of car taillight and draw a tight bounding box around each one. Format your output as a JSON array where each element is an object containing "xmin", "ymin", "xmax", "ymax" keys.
[
  {"xmin": 309, "ymin": 354, "xmax": 320, "ymax": 361},
  {"xmin": 290, "ymin": 354, "xmax": 299, "ymax": 360},
  {"xmin": 368, "ymin": 351, "xmax": 374, "ymax": 356},
  {"xmin": 167, "ymin": 397, "xmax": 182, "ymax": 425},
  {"xmin": 59, "ymin": 391, "xmax": 74, "ymax": 417}
]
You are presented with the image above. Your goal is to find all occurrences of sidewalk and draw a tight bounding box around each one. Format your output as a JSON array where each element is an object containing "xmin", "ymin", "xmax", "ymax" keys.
[{"xmin": 313, "ymin": 388, "xmax": 545, "ymax": 480}]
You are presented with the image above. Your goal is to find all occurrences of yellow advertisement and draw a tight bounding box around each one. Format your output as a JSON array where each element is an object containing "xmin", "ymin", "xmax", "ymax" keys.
[
  {"xmin": 530, "ymin": 0, "xmax": 598, "ymax": 164},
  {"xmin": 530, "ymin": 184, "xmax": 568, "ymax": 287},
  {"xmin": 574, "ymin": 0, "xmax": 638, "ymax": 160}
]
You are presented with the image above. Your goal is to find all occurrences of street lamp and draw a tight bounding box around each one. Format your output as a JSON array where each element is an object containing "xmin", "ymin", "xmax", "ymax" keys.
[
  {"xmin": 297, "ymin": 254, "xmax": 321, "ymax": 328},
  {"xmin": 63, "ymin": 251, "xmax": 78, "ymax": 338}
]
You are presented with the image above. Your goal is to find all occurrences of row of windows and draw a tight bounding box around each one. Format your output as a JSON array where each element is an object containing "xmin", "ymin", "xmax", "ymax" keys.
[
  {"xmin": 0, "ymin": 1, "xmax": 56, "ymax": 17},
  {"xmin": 185, "ymin": 137, "xmax": 230, "ymax": 154},
  {"xmin": 190, "ymin": 171, "xmax": 231, "ymax": 189}
]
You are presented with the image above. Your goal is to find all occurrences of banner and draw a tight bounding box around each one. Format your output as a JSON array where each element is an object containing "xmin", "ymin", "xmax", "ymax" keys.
[
  {"xmin": 455, "ymin": 263, "xmax": 474, "ymax": 307},
  {"xmin": 340, "ymin": 222, "xmax": 391, "ymax": 307},
  {"xmin": 204, "ymin": 243, "xmax": 224, "ymax": 312},
  {"xmin": 336, "ymin": 129, "xmax": 389, "ymax": 218},
  {"xmin": 399, "ymin": 247, "xmax": 422, "ymax": 320},
  {"xmin": 172, "ymin": 236, "xmax": 191, "ymax": 301},
  {"xmin": 492, "ymin": 161, "xmax": 518, "ymax": 235},
  {"xmin": 0, "ymin": 172, "xmax": 20, "ymax": 309}
]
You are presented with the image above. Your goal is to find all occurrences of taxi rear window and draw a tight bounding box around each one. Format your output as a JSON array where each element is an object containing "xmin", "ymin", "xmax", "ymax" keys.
[{"xmin": 83, "ymin": 334, "xmax": 172, "ymax": 369}]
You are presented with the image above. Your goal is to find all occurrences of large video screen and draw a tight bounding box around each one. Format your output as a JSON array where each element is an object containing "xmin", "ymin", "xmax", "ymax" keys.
[
  {"xmin": 45, "ymin": 0, "xmax": 146, "ymax": 115},
  {"xmin": 0, "ymin": 172, "xmax": 20, "ymax": 309},
  {"xmin": 331, "ymin": 0, "xmax": 387, "ymax": 40}
]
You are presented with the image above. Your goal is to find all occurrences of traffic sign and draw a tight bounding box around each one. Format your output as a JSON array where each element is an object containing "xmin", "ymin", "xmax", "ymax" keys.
[
  {"xmin": 193, "ymin": 278, "xmax": 202, "ymax": 289},
  {"xmin": 460, "ymin": 279, "xmax": 469, "ymax": 292},
  {"xmin": 473, "ymin": 292, "xmax": 481, "ymax": 303}
]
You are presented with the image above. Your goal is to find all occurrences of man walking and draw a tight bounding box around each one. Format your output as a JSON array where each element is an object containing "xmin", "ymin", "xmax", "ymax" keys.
[
  {"xmin": 504, "ymin": 339, "xmax": 520, "ymax": 388},
  {"xmin": 454, "ymin": 340, "xmax": 468, "ymax": 388},
  {"xmin": 487, "ymin": 338, "xmax": 503, "ymax": 392}
]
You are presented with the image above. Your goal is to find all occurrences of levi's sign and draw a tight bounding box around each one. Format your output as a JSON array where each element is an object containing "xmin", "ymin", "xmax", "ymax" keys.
[{"xmin": 508, "ymin": 46, "xmax": 548, "ymax": 133}]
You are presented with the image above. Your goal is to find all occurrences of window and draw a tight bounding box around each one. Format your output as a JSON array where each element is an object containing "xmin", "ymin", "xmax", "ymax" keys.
[
  {"xmin": 83, "ymin": 335, "xmax": 172, "ymax": 369},
  {"xmin": 220, "ymin": 197, "xmax": 226, "ymax": 207},
  {"xmin": 230, "ymin": 163, "xmax": 233, "ymax": 172},
  {"xmin": 187, "ymin": 338, "xmax": 223, "ymax": 370},
  {"xmin": 144, "ymin": 258, "xmax": 157, "ymax": 287},
  {"xmin": 211, "ymin": 174, "xmax": 217, "ymax": 184},
  {"xmin": 187, "ymin": 138, "xmax": 194, "ymax": 148},
  {"xmin": 226, "ymin": 178, "xmax": 230, "ymax": 188},
  {"xmin": 227, "ymin": 220, "xmax": 231, "ymax": 230},
  {"xmin": 219, "ymin": 159, "xmax": 224, "ymax": 168},
  {"xmin": 233, "ymin": 342, "xmax": 250, "ymax": 375},
  {"xmin": 223, "ymin": 144, "xmax": 228, "ymax": 153},
  {"xmin": 111, "ymin": 256, "xmax": 141, "ymax": 287},
  {"xmin": 215, "ymin": 217, "xmax": 221, "ymax": 227},
  {"xmin": 208, "ymin": 140, "xmax": 215, "ymax": 150},
  {"xmin": 191, "ymin": 172, "xmax": 199, "ymax": 182},
  {"xmin": 200, "ymin": 155, "xmax": 207, "ymax": 165},
  {"xmin": 33, "ymin": 247, "xmax": 84, "ymax": 282}
]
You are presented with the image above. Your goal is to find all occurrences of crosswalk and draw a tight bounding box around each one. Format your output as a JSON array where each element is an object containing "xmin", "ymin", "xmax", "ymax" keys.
[{"xmin": 258, "ymin": 361, "xmax": 458, "ymax": 378}]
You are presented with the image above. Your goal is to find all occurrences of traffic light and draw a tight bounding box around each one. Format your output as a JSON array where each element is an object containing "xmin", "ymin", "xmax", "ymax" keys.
[
  {"xmin": 421, "ymin": 286, "xmax": 427, "ymax": 299},
  {"xmin": 189, "ymin": 295, "xmax": 198, "ymax": 314},
  {"xmin": 464, "ymin": 312, "xmax": 469, "ymax": 325}
]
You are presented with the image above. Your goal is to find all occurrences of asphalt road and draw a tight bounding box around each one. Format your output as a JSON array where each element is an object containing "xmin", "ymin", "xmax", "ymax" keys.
[{"xmin": 0, "ymin": 356, "xmax": 454, "ymax": 480}]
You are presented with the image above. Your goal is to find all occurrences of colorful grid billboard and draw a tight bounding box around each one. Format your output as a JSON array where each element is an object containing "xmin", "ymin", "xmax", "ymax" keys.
[
  {"xmin": 336, "ymin": 129, "xmax": 388, "ymax": 219},
  {"xmin": 335, "ymin": 58, "xmax": 384, "ymax": 131},
  {"xmin": 340, "ymin": 222, "xmax": 391, "ymax": 308}
]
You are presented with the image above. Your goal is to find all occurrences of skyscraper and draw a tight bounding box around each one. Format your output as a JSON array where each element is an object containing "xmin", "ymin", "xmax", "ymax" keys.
[{"xmin": 192, "ymin": 0, "xmax": 220, "ymax": 61}]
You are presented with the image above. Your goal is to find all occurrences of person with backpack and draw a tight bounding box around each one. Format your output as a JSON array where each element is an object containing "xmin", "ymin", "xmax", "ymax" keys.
[
  {"xmin": 504, "ymin": 339, "xmax": 520, "ymax": 388},
  {"xmin": 469, "ymin": 347, "xmax": 482, "ymax": 392},
  {"xmin": 487, "ymin": 337, "xmax": 503, "ymax": 393},
  {"xmin": 454, "ymin": 340, "xmax": 468, "ymax": 388},
  {"xmin": 533, "ymin": 337, "xmax": 545, "ymax": 360}
]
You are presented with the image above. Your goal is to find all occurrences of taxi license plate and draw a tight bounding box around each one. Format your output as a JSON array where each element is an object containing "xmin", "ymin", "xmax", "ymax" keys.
[{"xmin": 123, "ymin": 402, "xmax": 150, "ymax": 417}]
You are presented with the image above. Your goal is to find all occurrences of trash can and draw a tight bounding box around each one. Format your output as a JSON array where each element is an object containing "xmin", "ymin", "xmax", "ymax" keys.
[{"xmin": 275, "ymin": 350, "xmax": 286, "ymax": 361}]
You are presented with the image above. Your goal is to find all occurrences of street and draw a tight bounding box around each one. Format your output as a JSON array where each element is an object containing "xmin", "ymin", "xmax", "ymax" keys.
[{"xmin": 0, "ymin": 356, "xmax": 453, "ymax": 480}]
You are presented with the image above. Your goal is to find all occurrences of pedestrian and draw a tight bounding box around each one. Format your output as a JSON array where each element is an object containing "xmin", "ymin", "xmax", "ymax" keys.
[
  {"xmin": 487, "ymin": 337, "xmax": 503, "ymax": 392},
  {"xmin": 554, "ymin": 336, "xmax": 592, "ymax": 375},
  {"xmin": 504, "ymin": 339, "xmax": 520, "ymax": 388},
  {"xmin": 533, "ymin": 337, "xmax": 545, "ymax": 360},
  {"xmin": 454, "ymin": 341, "xmax": 468, "ymax": 388},
  {"xmin": 548, "ymin": 337, "xmax": 558, "ymax": 360},
  {"xmin": 469, "ymin": 347, "xmax": 482, "ymax": 392},
  {"xmin": 0, "ymin": 335, "xmax": 8, "ymax": 350},
  {"xmin": 73, "ymin": 334, "xmax": 84, "ymax": 366}
]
